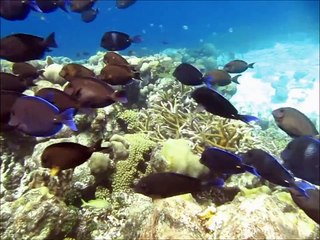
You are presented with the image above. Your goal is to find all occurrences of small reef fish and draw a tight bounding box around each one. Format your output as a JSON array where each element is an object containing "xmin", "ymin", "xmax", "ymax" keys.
[
  {"xmin": 204, "ymin": 69, "xmax": 241, "ymax": 87},
  {"xmin": 81, "ymin": 198, "xmax": 109, "ymax": 209},
  {"xmin": 116, "ymin": 0, "xmax": 137, "ymax": 9},
  {"xmin": 12, "ymin": 62, "xmax": 43, "ymax": 80},
  {"xmin": 35, "ymin": 88, "xmax": 81, "ymax": 112},
  {"xmin": 35, "ymin": 0, "xmax": 68, "ymax": 13},
  {"xmin": 100, "ymin": 31, "xmax": 143, "ymax": 51},
  {"xmin": 59, "ymin": 63, "xmax": 95, "ymax": 80},
  {"xmin": 281, "ymin": 136, "xmax": 319, "ymax": 185},
  {"xmin": 134, "ymin": 172, "xmax": 224, "ymax": 199},
  {"xmin": 241, "ymin": 149, "xmax": 307, "ymax": 196},
  {"xmin": 8, "ymin": 95, "xmax": 77, "ymax": 137},
  {"xmin": 173, "ymin": 63, "xmax": 204, "ymax": 86},
  {"xmin": 0, "ymin": 32, "xmax": 57, "ymax": 62},
  {"xmin": 0, "ymin": 72, "xmax": 35, "ymax": 92},
  {"xmin": 64, "ymin": 77, "xmax": 128, "ymax": 108},
  {"xmin": 41, "ymin": 139, "xmax": 110, "ymax": 176},
  {"xmin": 0, "ymin": 0, "xmax": 31, "ymax": 21},
  {"xmin": 0, "ymin": 90, "xmax": 25, "ymax": 132},
  {"xmin": 223, "ymin": 60, "xmax": 255, "ymax": 74},
  {"xmin": 70, "ymin": 0, "xmax": 97, "ymax": 13},
  {"xmin": 81, "ymin": 8, "xmax": 99, "ymax": 23},
  {"xmin": 288, "ymin": 180, "xmax": 320, "ymax": 224},
  {"xmin": 200, "ymin": 147, "xmax": 259, "ymax": 176},
  {"xmin": 272, "ymin": 107, "xmax": 319, "ymax": 137},
  {"xmin": 191, "ymin": 87, "xmax": 259, "ymax": 124},
  {"xmin": 99, "ymin": 65, "xmax": 141, "ymax": 85}
]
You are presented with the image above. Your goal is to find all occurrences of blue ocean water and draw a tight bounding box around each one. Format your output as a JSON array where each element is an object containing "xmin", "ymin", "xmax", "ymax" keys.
[{"xmin": 1, "ymin": 0, "xmax": 319, "ymax": 58}]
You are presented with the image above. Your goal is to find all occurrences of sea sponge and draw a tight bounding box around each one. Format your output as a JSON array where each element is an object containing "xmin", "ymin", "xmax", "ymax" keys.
[
  {"xmin": 112, "ymin": 134, "xmax": 155, "ymax": 192},
  {"xmin": 160, "ymin": 138, "xmax": 209, "ymax": 178}
]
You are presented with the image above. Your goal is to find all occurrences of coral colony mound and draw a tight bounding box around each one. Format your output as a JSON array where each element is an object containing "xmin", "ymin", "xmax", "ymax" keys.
[{"xmin": 0, "ymin": 39, "xmax": 319, "ymax": 239}]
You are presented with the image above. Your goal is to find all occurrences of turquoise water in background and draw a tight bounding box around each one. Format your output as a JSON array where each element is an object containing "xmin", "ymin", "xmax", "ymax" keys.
[{"xmin": 1, "ymin": 1, "xmax": 319, "ymax": 58}]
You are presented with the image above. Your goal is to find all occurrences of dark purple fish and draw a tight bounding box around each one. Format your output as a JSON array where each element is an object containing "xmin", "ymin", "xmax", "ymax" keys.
[
  {"xmin": 173, "ymin": 63, "xmax": 204, "ymax": 86},
  {"xmin": 8, "ymin": 95, "xmax": 77, "ymax": 137},
  {"xmin": 103, "ymin": 52, "xmax": 132, "ymax": 68},
  {"xmin": 241, "ymin": 149, "xmax": 307, "ymax": 197},
  {"xmin": 100, "ymin": 31, "xmax": 142, "ymax": 51},
  {"xmin": 64, "ymin": 77, "xmax": 128, "ymax": 108},
  {"xmin": 35, "ymin": 0, "xmax": 68, "ymax": 13},
  {"xmin": 272, "ymin": 107, "xmax": 318, "ymax": 138},
  {"xmin": 289, "ymin": 180, "xmax": 320, "ymax": 224},
  {"xmin": 200, "ymin": 147, "xmax": 259, "ymax": 176},
  {"xmin": 70, "ymin": 0, "xmax": 96, "ymax": 13},
  {"xmin": 35, "ymin": 88, "xmax": 81, "ymax": 112},
  {"xmin": 0, "ymin": 0, "xmax": 31, "ymax": 21},
  {"xmin": 204, "ymin": 69, "xmax": 241, "ymax": 87},
  {"xmin": 223, "ymin": 60, "xmax": 255, "ymax": 74},
  {"xmin": 0, "ymin": 32, "xmax": 57, "ymax": 62},
  {"xmin": 41, "ymin": 139, "xmax": 110, "ymax": 175},
  {"xmin": 0, "ymin": 72, "xmax": 35, "ymax": 92},
  {"xmin": 116, "ymin": 0, "xmax": 137, "ymax": 9},
  {"xmin": 59, "ymin": 63, "xmax": 95, "ymax": 80},
  {"xmin": 281, "ymin": 136, "xmax": 319, "ymax": 185},
  {"xmin": 134, "ymin": 172, "xmax": 224, "ymax": 199},
  {"xmin": 81, "ymin": 8, "xmax": 99, "ymax": 23},
  {"xmin": 0, "ymin": 90, "xmax": 25, "ymax": 132},
  {"xmin": 191, "ymin": 87, "xmax": 259, "ymax": 124}
]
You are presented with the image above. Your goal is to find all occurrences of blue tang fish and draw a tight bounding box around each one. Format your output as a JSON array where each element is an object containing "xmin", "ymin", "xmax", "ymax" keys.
[{"xmin": 8, "ymin": 95, "xmax": 77, "ymax": 137}]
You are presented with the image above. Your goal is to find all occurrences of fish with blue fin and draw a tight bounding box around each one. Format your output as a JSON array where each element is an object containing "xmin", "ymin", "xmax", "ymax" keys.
[
  {"xmin": 288, "ymin": 179, "xmax": 320, "ymax": 224},
  {"xmin": 200, "ymin": 147, "xmax": 259, "ymax": 176},
  {"xmin": 242, "ymin": 149, "xmax": 309, "ymax": 197},
  {"xmin": 8, "ymin": 95, "xmax": 77, "ymax": 137},
  {"xmin": 134, "ymin": 172, "xmax": 224, "ymax": 199},
  {"xmin": 191, "ymin": 86, "xmax": 259, "ymax": 124},
  {"xmin": 281, "ymin": 136, "xmax": 319, "ymax": 185}
]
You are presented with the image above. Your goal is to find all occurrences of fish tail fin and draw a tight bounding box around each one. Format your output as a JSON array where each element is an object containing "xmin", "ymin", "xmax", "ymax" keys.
[
  {"xmin": 130, "ymin": 35, "xmax": 143, "ymax": 43},
  {"xmin": 290, "ymin": 179, "xmax": 316, "ymax": 199},
  {"xmin": 203, "ymin": 76, "xmax": 215, "ymax": 89},
  {"xmin": 28, "ymin": 0, "xmax": 43, "ymax": 12},
  {"xmin": 58, "ymin": 0, "xmax": 69, "ymax": 12},
  {"xmin": 113, "ymin": 90, "xmax": 128, "ymax": 104},
  {"xmin": 38, "ymin": 70, "xmax": 45, "ymax": 78},
  {"xmin": 59, "ymin": 108, "xmax": 77, "ymax": 131},
  {"xmin": 244, "ymin": 164, "xmax": 260, "ymax": 177},
  {"xmin": 45, "ymin": 32, "xmax": 58, "ymax": 48},
  {"xmin": 248, "ymin": 62, "xmax": 255, "ymax": 69},
  {"xmin": 231, "ymin": 74, "xmax": 241, "ymax": 84},
  {"xmin": 202, "ymin": 177, "xmax": 225, "ymax": 188},
  {"xmin": 133, "ymin": 71, "xmax": 142, "ymax": 80},
  {"xmin": 238, "ymin": 114, "xmax": 259, "ymax": 124}
]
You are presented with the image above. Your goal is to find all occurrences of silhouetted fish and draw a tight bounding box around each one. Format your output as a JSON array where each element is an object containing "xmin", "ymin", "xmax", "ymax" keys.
[
  {"xmin": 191, "ymin": 87, "xmax": 259, "ymax": 124},
  {"xmin": 8, "ymin": 95, "xmax": 77, "ymax": 137},
  {"xmin": 0, "ymin": 32, "xmax": 57, "ymax": 62},
  {"xmin": 81, "ymin": 8, "xmax": 99, "ymax": 23},
  {"xmin": 41, "ymin": 139, "xmax": 110, "ymax": 176},
  {"xmin": 0, "ymin": 72, "xmax": 35, "ymax": 92},
  {"xmin": 116, "ymin": 0, "xmax": 137, "ymax": 9},
  {"xmin": 99, "ymin": 65, "xmax": 141, "ymax": 85},
  {"xmin": 242, "ymin": 149, "xmax": 307, "ymax": 196},
  {"xmin": 0, "ymin": 0, "xmax": 31, "ymax": 21},
  {"xmin": 64, "ymin": 77, "xmax": 128, "ymax": 108},
  {"xmin": 223, "ymin": 60, "xmax": 255, "ymax": 74},
  {"xmin": 70, "ymin": 0, "xmax": 96, "ymax": 12},
  {"xmin": 173, "ymin": 63, "xmax": 204, "ymax": 86},
  {"xmin": 289, "ymin": 180, "xmax": 320, "ymax": 224},
  {"xmin": 281, "ymin": 136, "xmax": 319, "ymax": 185},
  {"xmin": 59, "ymin": 63, "xmax": 95, "ymax": 80},
  {"xmin": 100, "ymin": 31, "xmax": 143, "ymax": 51},
  {"xmin": 35, "ymin": 0, "xmax": 68, "ymax": 13},
  {"xmin": 0, "ymin": 90, "xmax": 25, "ymax": 132},
  {"xmin": 272, "ymin": 107, "xmax": 318, "ymax": 137},
  {"xmin": 35, "ymin": 88, "xmax": 81, "ymax": 112},
  {"xmin": 134, "ymin": 172, "xmax": 224, "ymax": 199},
  {"xmin": 200, "ymin": 147, "xmax": 259, "ymax": 176}
]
